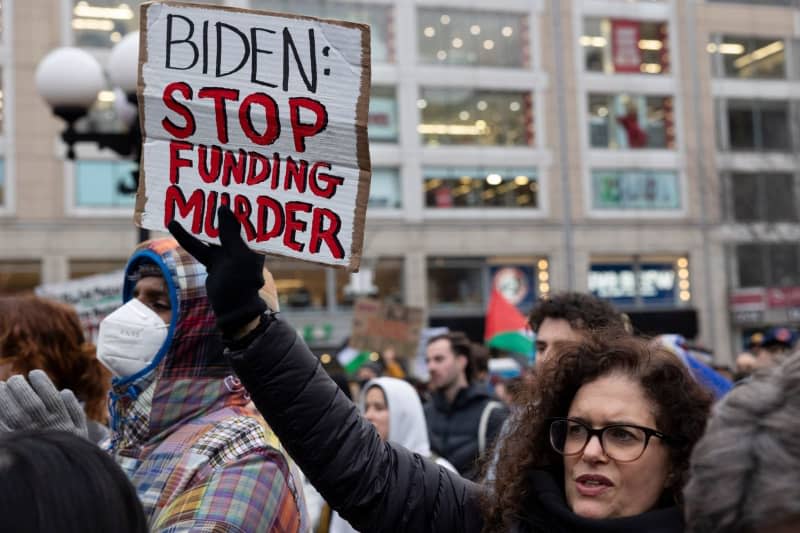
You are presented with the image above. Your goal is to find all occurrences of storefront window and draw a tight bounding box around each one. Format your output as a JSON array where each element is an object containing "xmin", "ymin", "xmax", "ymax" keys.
[
  {"xmin": 737, "ymin": 244, "xmax": 800, "ymax": 288},
  {"xmin": 335, "ymin": 257, "xmax": 403, "ymax": 307},
  {"xmin": 268, "ymin": 258, "xmax": 328, "ymax": 310},
  {"xmin": 424, "ymin": 167, "xmax": 538, "ymax": 208},
  {"xmin": 417, "ymin": 8, "xmax": 528, "ymax": 68},
  {"xmin": 708, "ymin": 35, "xmax": 786, "ymax": 79},
  {"xmin": 427, "ymin": 257, "xmax": 485, "ymax": 310},
  {"xmin": 418, "ymin": 88, "xmax": 533, "ymax": 146},
  {"xmin": 369, "ymin": 168, "xmax": 401, "ymax": 208},
  {"xmin": 369, "ymin": 87, "xmax": 398, "ymax": 143},
  {"xmin": 588, "ymin": 93, "xmax": 675, "ymax": 149},
  {"xmin": 75, "ymin": 160, "xmax": 137, "ymax": 208},
  {"xmin": 0, "ymin": 261, "xmax": 41, "ymax": 295},
  {"xmin": 592, "ymin": 169, "xmax": 680, "ymax": 210},
  {"xmin": 589, "ymin": 255, "xmax": 690, "ymax": 307},
  {"xmin": 724, "ymin": 99, "xmax": 791, "ymax": 151},
  {"xmin": 583, "ymin": 18, "xmax": 670, "ymax": 75},
  {"xmin": 72, "ymin": 0, "xmax": 137, "ymax": 48},
  {"xmin": 728, "ymin": 172, "xmax": 797, "ymax": 222},
  {"xmin": 252, "ymin": 0, "xmax": 393, "ymax": 63}
]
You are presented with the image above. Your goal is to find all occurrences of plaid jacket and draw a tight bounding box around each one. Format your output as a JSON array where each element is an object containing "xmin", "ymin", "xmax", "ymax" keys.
[{"xmin": 108, "ymin": 239, "xmax": 307, "ymax": 532}]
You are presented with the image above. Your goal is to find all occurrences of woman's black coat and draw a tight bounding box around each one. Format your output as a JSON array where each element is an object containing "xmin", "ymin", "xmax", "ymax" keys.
[{"xmin": 227, "ymin": 317, "xmax": 685, "ymax": 533}]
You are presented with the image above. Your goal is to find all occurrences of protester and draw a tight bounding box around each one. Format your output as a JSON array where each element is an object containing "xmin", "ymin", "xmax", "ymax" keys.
[
  {"xmin": 424, "ymin": 331, "xmax": 508, "ymax": 479},
  {"xmin": 684, "ymin": 352, "xmax": 800, "ymax": 532},
  {"xmin": 655, "ymin": 334, "xmax": 732, "ymax": 400},
  {"xmin": 751, "ymin": 327, "xmax": 796, "ymax": 370},
  {"xmin": 317, "ymin": 377, "xmax": 457, "ymax": 532},
  {"xmin": 0, "ymin": 295, "xmax": 111, "ymax": 442},
  {"xmin": 168, "ymin": 207, "xmax": 712, "ymax": 532},
  {"xmin": 0, "ymin": 429, "xmax": 147, "ymax": 533},
  {"xmin": 529, "ymin": 291, "xmax": 627, "ymax": 365},
  {"xmin": 0, "ymin": 234, "xmax": 307, "ymax": 532}
]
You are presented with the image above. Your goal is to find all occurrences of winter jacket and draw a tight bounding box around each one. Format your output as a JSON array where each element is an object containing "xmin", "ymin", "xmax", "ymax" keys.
[
  {"xmin": 324, "ymin": 377, "xmax": 457, "ymax": 533},
  {"xmin": 108, "ymin": 239, "xmax": 307, "ymax": 532},
  {"xmin": 227, "ymin": 316, "xmax": 686, "ymax": 533},
  {"xmin": 424, "ymin": 383, "xmax": 508, "ymax": 479}
]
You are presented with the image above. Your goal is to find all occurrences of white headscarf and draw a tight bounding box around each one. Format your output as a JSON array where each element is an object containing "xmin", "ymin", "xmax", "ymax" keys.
[{"xmin": 360, "ymin": 377, "xmax": 432, "ymax": 457}]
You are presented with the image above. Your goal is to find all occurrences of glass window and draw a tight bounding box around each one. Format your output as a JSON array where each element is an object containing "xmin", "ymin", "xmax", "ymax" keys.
[
  {"xmin": 588, "ymin": 93, "xmax": 675, "ymax": 149},
  {"xmin": 729, "ymin": 172, "xmax": 797, "ymax": 222},
  {"xmin": 369, "ymin": 87, "xmax": 398, "ymax": 143},
  {"xmin": 335, "ymin": 257, "xmax": 403, "ymax": 307},
  {"xmin": 418, "ymin": 88, "xmax": 533, "ymax": 146},
  {"xmin": 424, "ymin": 167, "xmax": 538, "ymax": 208},
  {"xmin": 72, "ymin": 0, "xmax": 137, "ymax": 48},
  {"xmin": 736, "ymin": 244, "xmax": 800, "ymax": 288},
  {"xmin": 251, "ymin": 0, "xmax": 393, "ymax": 62},
  {"xmin": 73, "ymin": 0, "xmax": 219, "ymax": 48},
  {"xmin": 592, "ymin": 169, "xmax": 681, "ymax": 210},
  {"xmin": 369, "ymin": 168, "xmax": 401, "ymax": 208},
  {"xmin": 725, "ymin": 100, "xmax": 791, "ymax": 151},
  {"xmin": 427, "ymin": 257, "xmax": 485, "ymax": 310},
  {"xmin": 0, "ymin": 261, "xmax": 41, "ymax": 295},
  {"xmin": 583, "ymin": 18, "xmax": 670, "ymax": 75},
  {"xmin": 75, "ymin": 160, "xmax": 137, "ymax": 208},
  {"xmin": 708, "ymin": 35, "xmax": 786, "ymax": 79},
  {"xmin": 268, "ymin": 258, "xmax": 328, "ymax": 310},
  {"xmin": 417, "ymin": 8, "xmax": 529, "ymax": 68}
]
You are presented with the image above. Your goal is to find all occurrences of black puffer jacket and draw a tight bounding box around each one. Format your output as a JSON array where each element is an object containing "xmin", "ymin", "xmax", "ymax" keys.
[
  {"xmin": 227, "ymin": 317, "xmax": 686, "ymax": 533},
  {"xmin": 424, "ymin": 384, "xmax": 508, "ymax": 479}
]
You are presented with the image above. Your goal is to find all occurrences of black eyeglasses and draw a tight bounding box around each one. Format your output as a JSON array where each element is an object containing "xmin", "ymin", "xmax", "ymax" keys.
[{"xmin": 548, "ymin": 417, "xmax": 675, "ymax": 463}]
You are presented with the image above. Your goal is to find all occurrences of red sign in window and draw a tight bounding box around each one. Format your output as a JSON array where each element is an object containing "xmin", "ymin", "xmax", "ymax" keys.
[{"xmin": 611, "ymin": 20, "xmax": 641, "ymax": 73}]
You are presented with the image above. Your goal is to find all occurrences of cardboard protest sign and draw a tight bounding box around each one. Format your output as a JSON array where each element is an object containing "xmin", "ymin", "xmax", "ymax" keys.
[
  {"xmin": 36, "ymin": 271, "xmax": 125, "ymax": 342},
  {"xmin": 136, "ymin": 1, "xmax": 371, "ymax": 270},
  {"xmin": 350, "ymin": 298, "xmax": 424, "ymax": 360}
]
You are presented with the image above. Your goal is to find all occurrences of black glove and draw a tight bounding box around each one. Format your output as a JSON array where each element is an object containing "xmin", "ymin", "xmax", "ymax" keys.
[{"xmin": 168, "ymin": 205, "xmax": 266, "ymax": 336}]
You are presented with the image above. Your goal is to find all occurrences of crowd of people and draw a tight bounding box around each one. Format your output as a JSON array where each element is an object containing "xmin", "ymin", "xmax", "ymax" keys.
[{"xmin": 0, "ymin": 206, "xmax": 798, "ymax": 532}]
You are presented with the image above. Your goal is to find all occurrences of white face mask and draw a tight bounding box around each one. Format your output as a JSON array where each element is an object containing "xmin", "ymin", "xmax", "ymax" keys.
[{"xmin": 97, "ymin": 298, "xmax": 169, "ymax": 377}]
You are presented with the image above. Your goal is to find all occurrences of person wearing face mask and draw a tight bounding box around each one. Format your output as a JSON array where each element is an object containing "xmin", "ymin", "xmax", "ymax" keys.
[
  {"xmin": 164, "ymin": 207, "xmax": 712, "ymax": 533},
  {"xmin": 0, "ymin": 233, "xmax": 308, "ymax": 532}
]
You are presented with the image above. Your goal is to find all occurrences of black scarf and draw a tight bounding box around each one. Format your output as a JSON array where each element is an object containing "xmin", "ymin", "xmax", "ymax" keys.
[{"xmin": 512, "ymin": 468, "xmax": 685, "ymax": 533}]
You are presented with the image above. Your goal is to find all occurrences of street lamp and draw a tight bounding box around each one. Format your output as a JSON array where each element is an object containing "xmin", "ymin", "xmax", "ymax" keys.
[{"xmin": 34, "ymin": 32, "xmax": 147, "ymax": 240}]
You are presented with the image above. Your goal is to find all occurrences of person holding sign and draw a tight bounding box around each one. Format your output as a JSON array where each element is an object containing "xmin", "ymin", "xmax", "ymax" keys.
[
  {"xmin": 0, "ymin": 234, "xmax": 307, "ymax": 532},
  {"xmin": 167, "ymin": 206, "xmax": 711, "ymax": 533}
]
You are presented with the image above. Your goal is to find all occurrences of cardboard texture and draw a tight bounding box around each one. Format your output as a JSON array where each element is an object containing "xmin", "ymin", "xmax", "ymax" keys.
[
  {"xmin": 136, "ymin": 1, "xmax": 371, "ymax": 270},
  {"xmin": 349, "ymin": 298, "xmax": 425, "ymax": 360}
]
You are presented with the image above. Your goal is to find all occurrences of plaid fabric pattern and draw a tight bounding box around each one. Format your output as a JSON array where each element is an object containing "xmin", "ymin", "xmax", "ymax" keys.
[{"xmin": 110, "ymin": 239, "xmax": 307, "ymax": 532}]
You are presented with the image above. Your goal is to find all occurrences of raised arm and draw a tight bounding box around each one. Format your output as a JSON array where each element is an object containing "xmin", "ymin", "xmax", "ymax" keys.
[{"xmin": 168, "ymin": 206, "xmax": 481, "ymax": 533}]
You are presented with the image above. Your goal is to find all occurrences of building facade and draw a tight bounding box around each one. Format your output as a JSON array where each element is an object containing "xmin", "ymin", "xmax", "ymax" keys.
[{"xmin": 1, "ymin": 0, "xmax": 799, "ymax": 362}]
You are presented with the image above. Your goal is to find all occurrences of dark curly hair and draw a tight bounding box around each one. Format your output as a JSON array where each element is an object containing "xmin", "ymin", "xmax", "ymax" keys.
[
  {"xmin": 482, "ymin": 334, "xmax": 712, "ymax": 531},
  {"xmin": 0, "ymin": 296, "xmax": 111, "ymax": 423},
  {"xmin": 528, "ymin": 292, "xmax": 627, "ymax": 334}
]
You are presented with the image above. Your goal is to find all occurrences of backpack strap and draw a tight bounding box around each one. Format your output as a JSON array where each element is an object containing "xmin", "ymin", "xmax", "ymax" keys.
[{"xmin": 478, "ymin": 400, "xmax": 504, "ymax": 455}]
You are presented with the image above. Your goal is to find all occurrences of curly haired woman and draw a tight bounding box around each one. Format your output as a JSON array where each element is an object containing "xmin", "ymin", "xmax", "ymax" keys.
[{"xmin": 0, "ymin": 295, "xmax": 110, "ymax": 442}]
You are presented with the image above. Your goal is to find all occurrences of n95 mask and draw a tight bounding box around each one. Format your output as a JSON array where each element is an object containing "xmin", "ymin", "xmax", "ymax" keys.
[{"xmin": 97, "ymin": 298, "xmax": 169, "ymax": 377}]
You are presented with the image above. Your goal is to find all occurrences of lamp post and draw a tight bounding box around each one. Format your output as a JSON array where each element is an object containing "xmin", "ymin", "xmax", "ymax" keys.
[{"xmin": 34, "ymin": 32, "xmax": 148, "ymax": 241}]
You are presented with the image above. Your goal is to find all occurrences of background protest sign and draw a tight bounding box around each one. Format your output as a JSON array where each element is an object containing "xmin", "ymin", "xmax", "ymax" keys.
[
  {"xmin": 36, "ymin": 270, "xmax": 125, "ymax": 343},
  {"xmin": 349, "ymin": 298, "xmax": 424, "ymax": 360},
  {"xmin": 136, "ymin": 1, "xmax": 371, "ymax": 270}
]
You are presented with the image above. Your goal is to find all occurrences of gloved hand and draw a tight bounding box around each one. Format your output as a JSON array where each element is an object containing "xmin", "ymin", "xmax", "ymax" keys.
[
  {"xmin": 0, "ymin": 370, "xmax": 88, "ymax": 439},
  {"xmin": 168, "ymin": 205, "xmax": 267, "ymax": 336}
]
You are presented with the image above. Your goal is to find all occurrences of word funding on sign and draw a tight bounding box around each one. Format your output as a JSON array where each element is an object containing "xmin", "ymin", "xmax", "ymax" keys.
[{"xmin": 136, "ymin": 1, "xmax": 371, "ymax": 270}]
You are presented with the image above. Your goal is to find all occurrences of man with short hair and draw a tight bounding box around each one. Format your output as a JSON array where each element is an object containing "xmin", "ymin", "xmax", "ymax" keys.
[
  {"xmin": 529, "ymin": 292, "xmax": 627, "ymax": 366},
  {"xmin": 424, "ymin": 331, "xmax": 508, "ymax": 480}
]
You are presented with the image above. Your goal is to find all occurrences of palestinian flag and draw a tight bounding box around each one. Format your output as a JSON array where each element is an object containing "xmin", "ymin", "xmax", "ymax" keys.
[
  {"xmin": 485, "ymin": 288, "xmax": 534, "ymax": 356},
  {"xmin": 337, "ymin": 346, "xmax": 374, "ymax": 374}
]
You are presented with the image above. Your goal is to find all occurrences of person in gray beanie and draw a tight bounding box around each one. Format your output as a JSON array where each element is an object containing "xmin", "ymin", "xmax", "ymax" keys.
[{"xmin": 683, "ymin": 351, "xmax": 800, "ymax": 532}]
